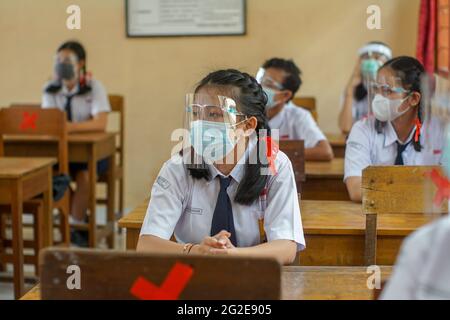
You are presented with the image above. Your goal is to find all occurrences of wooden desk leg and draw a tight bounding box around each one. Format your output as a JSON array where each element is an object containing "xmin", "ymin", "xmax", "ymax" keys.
[
  {"xmin": 126, "ymin": 228, "xmax": 140, "ymax": 250},
  {"xmin": 106, "ymin": 154, "xmax": 116, "ymax": 249},
  {"xmin": 42, "ymin": 167, "xmax": 54, "ymax": 247},
  {"xmin": 88, "ymin": 146, "xmax": 97, "ymax": 248},
  {"xmin": 11, "ymin": 179, "xmax": 24, "ymax": 299}
]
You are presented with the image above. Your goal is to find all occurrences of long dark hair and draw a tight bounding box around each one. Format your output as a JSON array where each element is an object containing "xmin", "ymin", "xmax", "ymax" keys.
[
  {"xmin": 188, "ymin": 69, "xmax": 270, "ymax": 205},
  {"xmin": 375, "ymin": 56, "xmax": 425, "ymax": 151},
  {"xmin": 45, "ymin": 40, "xmax": 91, "ymax": 95}
]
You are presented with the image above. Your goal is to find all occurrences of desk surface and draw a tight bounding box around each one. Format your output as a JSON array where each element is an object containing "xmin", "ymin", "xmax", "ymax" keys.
[
  {"xmin": 0, "ymin": 157, "xmax": 56, "ymax": 178},
  {"xmin": 325, "ymin": 133, "xmax": 347, "ymax": 147},
  {"xmin": 305, "ymin": 158, "xmax": 344, "ymax": 178},
  {"xmin": 21, "ymin": 266, "xmax": 392, "ymax": 300}
]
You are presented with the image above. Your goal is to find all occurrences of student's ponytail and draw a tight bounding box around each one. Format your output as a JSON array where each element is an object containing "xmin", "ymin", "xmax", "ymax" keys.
[{"xmin": 191, "ymin": 69, "xmax": 270, "ymax": 205}]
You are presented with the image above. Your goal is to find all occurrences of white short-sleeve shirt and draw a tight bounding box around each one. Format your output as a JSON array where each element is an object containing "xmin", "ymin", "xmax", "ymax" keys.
[
  {"xmin": 344, "ymin": 117, "xmax": 445, "ymax": 181},
  {"xmin": 268, "ymin": 101, "xmax": 327, "ymax": 148},
  {"xmin": 41, "ymin": 79, "xmax": 111, "ymax": 122},
  {"xmin": 381, "ymin": 216, "xmax": 450, "ymax": 300},
  {"xmin": 140, "ymin": 136, "xmax": 306, "ymax": 251}
]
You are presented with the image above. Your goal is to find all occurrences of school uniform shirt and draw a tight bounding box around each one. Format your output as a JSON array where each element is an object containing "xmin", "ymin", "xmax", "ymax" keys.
[
  {"xmin": 344, "ymin": 117, "xmax": 445, "ymax": 181},
  {"xmin": 140, "ymin": 136, "xmax": 306, "ymax": 250},
  {"xmin": 268, "ymin": 101, "xmax": 327, "ymax": 148},
  {"xmin": 381, "ymin": 216, "xmax": 450, "ymax": 300},
  {"xmin": 41, "ymin": 79, "xmax": 111, "ymax": 122}
]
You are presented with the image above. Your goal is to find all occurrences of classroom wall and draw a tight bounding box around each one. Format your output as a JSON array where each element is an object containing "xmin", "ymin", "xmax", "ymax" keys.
[{"xmin": 0, "ymin": 0, "xmax": 420, "ymax": 209}]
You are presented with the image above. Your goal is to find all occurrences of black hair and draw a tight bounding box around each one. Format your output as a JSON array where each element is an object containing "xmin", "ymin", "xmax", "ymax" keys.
[
  {"xmin": 262, "ymin": 58, "xmax": 302, "ymax": 100},
  {"xmin": 45, "ymin": 40, "xmax": 91, "ymax": 95},
  {"xmin": 375, "ymin": 56, "xmax": 425, "ymax": 152},
  {"xmin": 188, "ymin": 69, "xmax": 270, "ymax": 205},
  {"xmin": 354, "ymin": 41, "xmax": 392, "ymax": 102}
]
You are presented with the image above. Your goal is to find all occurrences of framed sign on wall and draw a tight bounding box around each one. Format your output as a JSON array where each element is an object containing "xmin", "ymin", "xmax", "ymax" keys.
[{"xmin": 126, "ymin": 0, "xmax": 246, "ymax": 37}]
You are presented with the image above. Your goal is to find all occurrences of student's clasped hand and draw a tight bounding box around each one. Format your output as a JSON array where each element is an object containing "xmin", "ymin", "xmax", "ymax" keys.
[{"xmin": 191, "ymin": 230, "xmax": 237, "ymax": 256}]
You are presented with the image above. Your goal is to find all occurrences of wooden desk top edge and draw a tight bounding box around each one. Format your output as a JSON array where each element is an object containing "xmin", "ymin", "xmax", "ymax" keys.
[{"xmin": 0, "ymin": 157, "xmax": 57, "ymax": 178}]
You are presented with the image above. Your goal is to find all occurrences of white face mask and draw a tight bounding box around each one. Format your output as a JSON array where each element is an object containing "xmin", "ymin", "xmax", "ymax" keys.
[{"xmin": 372, "ymin": 94, "xmax": 410, "ymax": 122}]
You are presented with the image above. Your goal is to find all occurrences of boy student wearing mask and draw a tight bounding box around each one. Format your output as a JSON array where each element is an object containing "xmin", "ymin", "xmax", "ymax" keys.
[
  {"xmin": 137, "ymin": 69, "xmax": 305, "ymax": 265},
  {"xmin": 339, "ymin": 42, "xmax": 392, "ymax": 134},
  {"xmin": 42, "ymin": 41, "xmax": 111, "ymax": 246},
  {"xmin": 257, "ymin": 58, "xmax": 333, "ymax": 161},
  {"xmin": 344, "ymin": 56, "xmax": 445, "ymax": 202}
]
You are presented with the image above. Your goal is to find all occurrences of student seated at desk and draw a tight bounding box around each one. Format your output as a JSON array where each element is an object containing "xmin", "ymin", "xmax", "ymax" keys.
[
  {"xmin": 381, "ymin": 216, "xmax": 450, "ymax": 300},
  {"xmin": 338, "ymin": 42, "xmax": 392, "ymax": 134},
  {"xmin": 41, "ymin": 40, "xmax": 111, "ymax": 246},
  {"xmin": 137, "ymin": 69, "xmax": 305, "ymax": 265},
  {"xmin": 256, "ymin": 58, "xmax": 333, "ymax": 161},
  {"xmin": 344, "ymin": 56, "xmax": 444, "ymax": 202}
]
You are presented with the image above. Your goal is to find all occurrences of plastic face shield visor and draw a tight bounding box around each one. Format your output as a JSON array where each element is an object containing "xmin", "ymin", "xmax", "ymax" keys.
[{"xmin": 256, "ymin": 68, "xmax": 284, "ymax": 91}]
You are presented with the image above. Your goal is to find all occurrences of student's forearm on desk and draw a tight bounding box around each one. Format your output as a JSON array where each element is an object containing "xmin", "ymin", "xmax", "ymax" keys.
[
  {"xmin": 305, "ymin": 140, "xmax": 334, "ymax": 161},
  {"xmin": 228, "ymin": 240, "xmax": 297, "ymax": 265},
  {"xmin": 345, "ymin": 176, "xmax": 362, "ymax": 202},
  {"xmin": 68, "ymin": 113, "xmax": 107, "ymax": 133},
  {"xmin": 137, "ymin": 235, "xmax": 184, "ymax": 253}
]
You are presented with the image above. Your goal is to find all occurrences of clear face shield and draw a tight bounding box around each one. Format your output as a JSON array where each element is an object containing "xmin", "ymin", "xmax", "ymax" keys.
[
  {"xmin": 182, "ymin": 93, "xmax": 249, "ymax": 167},
  {"xmin": 368, "ymin": 74, "xmax": 412, "ymax": 125},
  {"xmin": 256, "ymin": 68, "xmax": 285, "ymax": 109},
  {"xmin": 421, "ymin": 74, "xmax": 450, "ymax": 214}
]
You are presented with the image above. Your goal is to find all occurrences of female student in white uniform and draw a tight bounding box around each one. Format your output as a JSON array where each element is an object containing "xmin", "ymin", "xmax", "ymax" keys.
[
  {"xmin": 257, "ymin": 58, "xmax": 333, "ymax": 161},
  {"xmin": 338, "ymin": 42, "xmax": 392, "ymax": 134},
  {"xmin": 137, "ymin": 69, "xmax": 305, "ymax": 265},
  {"xmin": 41, "ymin": 41, "xmax": 111, "ymax": 245},
  {"xmin": 345, "ymin": 56, "xmax": 445, "ymax": 202}
]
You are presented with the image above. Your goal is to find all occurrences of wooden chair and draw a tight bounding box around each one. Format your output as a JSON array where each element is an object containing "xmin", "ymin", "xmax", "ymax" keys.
[
  {"xmin": 362, "ymin": 166, "xmax": 448, "ymax": 266},
  {"xmin": 292, "ymin": 97, "xmax": 318, "ymax": 121},
  {"xmin": 0, "ymin": 108, "xmax": 71, "ymax": 274},
  {"xmin": 279, "ymin": 140, "xmax": 305, "ymax": 193},
  {"xmin": 10, "ymin": 103, "xmax": 40, "ymax": 108},
  {"xmin": 96, "ymin": 95, "xmax": 125, "ymax": 228},
  {"xmin": 40, "ymin": 248, "xmax": 281, "ymax": 300}
]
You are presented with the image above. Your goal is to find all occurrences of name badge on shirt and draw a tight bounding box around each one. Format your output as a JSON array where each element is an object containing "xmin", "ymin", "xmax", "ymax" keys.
[
  {"xmin": 156, "ymin": 176, "xmax": 171, "ymax": 190},
  {"xmin": 185, "ymin": 207, "xmax": 203, "ymax": 215}
]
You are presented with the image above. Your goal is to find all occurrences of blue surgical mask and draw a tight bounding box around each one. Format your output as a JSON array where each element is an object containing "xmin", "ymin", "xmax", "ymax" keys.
[
  {"xmin": 190, "ymin": 120, "xmax": 236, "ymax": 163},
  {"xmin": 263, "ymin": 87, "xmax": 279, "ymax": 109}
]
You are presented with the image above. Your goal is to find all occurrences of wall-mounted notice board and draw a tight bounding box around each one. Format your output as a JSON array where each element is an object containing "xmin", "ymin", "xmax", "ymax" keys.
[{"xmin": 126, "ymin": 0, "xmax": 246, "ymax": 37}]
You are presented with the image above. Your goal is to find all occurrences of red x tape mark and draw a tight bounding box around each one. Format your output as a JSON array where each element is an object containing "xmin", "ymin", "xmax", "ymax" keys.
[
  {"xmin": 20, "ymin": 112, "xmax": 38, "ymax": 130},
  {"xmin": 425, "ymin": 169, "xmax": 450, "ymax": 207},
  {"xmin": 130, "ymin": 262, "xmax": 194, "ymax": 300}
]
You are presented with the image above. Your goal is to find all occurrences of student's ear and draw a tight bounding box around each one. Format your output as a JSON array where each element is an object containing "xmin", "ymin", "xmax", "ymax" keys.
[
  {"xmin": 409, "ymin": 92, "xmax": 421, "ymax": 108},
  {"xmin": 244, "ymin": 116, "xmax": 258, "ymax": 134},
  {"xmin": 281, "ymin": 90, "xmax": 293, "ymax": 103}
]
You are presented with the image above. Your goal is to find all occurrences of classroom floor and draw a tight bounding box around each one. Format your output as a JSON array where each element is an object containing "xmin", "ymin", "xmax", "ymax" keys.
[{"xmin": 0, "ymin": 206, "xmax": 126, "ymax": 300}]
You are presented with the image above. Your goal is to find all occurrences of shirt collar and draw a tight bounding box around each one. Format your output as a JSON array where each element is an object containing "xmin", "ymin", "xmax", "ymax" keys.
[
  {"xmin": 384, "ymin": 121, "xmax": 417, "ymax": 147},
  {"xmin": 62, "ymin": 83, "xmax": 79, "ymax": 96},
  {"xmin": 207, "ymin": 133, "xmax": 258, "ymax": 185}
]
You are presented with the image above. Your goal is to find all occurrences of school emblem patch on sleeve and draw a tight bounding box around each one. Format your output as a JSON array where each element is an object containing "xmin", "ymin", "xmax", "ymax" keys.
[{"xmin": 156, "ymin": 176, "xmax": 171, "ymax": 190}]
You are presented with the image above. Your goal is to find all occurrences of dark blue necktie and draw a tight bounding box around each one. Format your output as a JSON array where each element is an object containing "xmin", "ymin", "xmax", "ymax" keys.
[
  {"xmin": 210, "ymin": 176, "xmax": 237, "ymax": 246},
  {"xmin": 395, "ymin": 141, "xmax": 411, "ymax": 165},
  {"xmin": 65, "ymin": 95, "xmax": 75, "ymax": 121}
]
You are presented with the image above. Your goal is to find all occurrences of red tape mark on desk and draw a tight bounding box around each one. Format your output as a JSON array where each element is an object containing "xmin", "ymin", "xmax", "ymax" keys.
[
  {"xmin": 20, "ymin": 112, "xmax": 38, "ymax": 130},
  {"xmin": 425, "ymin": 169, "xmax": 450, "ymax": 207},
  {"xmin": 130, "ymin": 262, "xmax": 194, "ymax": 300}
]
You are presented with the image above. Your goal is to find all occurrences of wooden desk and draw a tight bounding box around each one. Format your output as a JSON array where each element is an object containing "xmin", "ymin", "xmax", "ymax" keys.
[
  {"xmin": 303, "ymin": 158, "xmax": 349, "ymax": 201},
  {"xmin": 325, "ymin": 133, "xmax": 347, "ymax": 158},
  {"xmin": 4, "ymin": 133, "xmax": 117, "ymax": 248},
  {"xmin": 118, "ymin": 199, "xmax": 148, "ymax": 250},
  {"xmin": 0, "ymin": 157, "xmax": 55, "ymax": 299},
  {"xmin": 21, "ymin": 266, "xmax": 392, "ymax": 300},
  {"xmin": 300, "ymin": 200, "xmax": 441, "ymax": 266}
]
